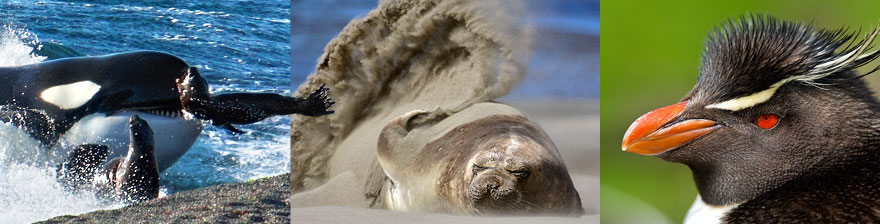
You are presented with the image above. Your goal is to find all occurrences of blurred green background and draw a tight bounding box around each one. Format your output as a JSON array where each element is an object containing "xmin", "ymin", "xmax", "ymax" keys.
[{"xmin": 601, "ymin": 1, "xmax": 880, "ymax": 223}]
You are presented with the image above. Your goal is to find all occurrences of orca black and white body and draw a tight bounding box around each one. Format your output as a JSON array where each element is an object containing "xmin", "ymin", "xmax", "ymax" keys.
[
  {"xmin": 0, "ymin": 51, "xmax": 203, "ymax": 171},
  {"xmin": 0, "ymin": 50, "xmax": 334, "ymax": 172}
]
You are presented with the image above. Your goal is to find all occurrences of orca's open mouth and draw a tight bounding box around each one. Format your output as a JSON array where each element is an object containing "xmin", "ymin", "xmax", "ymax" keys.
[
  {"xmin": 135, "ymin": 108, "xmax": 183, "ymax": 118},
  {"xmin": 106, "ymin": 104, "xmax": 184, "ymax": 119}
]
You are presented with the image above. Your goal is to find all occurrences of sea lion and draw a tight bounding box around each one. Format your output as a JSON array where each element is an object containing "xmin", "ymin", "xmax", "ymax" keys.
[
  {"xmin": 102, "ymin": 114, "xmax": 160, "ymax": 201},
  {"xmin": 376, "ymin": 103, "xmax": 584, "ymax": 216},
  {"xmin": 176, "ymin": 68, "xmax": 334, "ymax": 133},
  {"xmin": 0, "ymin": 51, "xmax": 334, "ymax": 171},
  {"xmin": 57, "ymin": 115, "xmax": 160, "ymax": 202}
]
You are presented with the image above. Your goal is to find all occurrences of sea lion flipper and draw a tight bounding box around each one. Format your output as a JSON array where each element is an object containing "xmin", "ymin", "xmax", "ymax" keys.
[
  {"xmin": 211, "ymin": 83, "xmax": 335, "ymax": 119},
  {"xmin": 57, "ymin": 144, "xmax": 109, "ymax": 191},
  {"xmin": 0, "ymin": 105, "xmax": 60, "ymax": 145},
  {"xmin": 300, "ymin": 83, "xmax": 335, "ymax": 116}
]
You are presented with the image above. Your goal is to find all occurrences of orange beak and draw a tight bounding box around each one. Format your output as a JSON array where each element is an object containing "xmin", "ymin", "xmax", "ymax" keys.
[{"xmin": 621, "ymin": 101, "xmax": 718, "ymax": 155}]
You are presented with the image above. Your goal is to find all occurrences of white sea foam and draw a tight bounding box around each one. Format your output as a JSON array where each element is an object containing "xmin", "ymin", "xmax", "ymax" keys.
[
  {"xmin": 0, "ymin": 25, "xmax": 45, "ymax": 67},
  {"xmin": 0, "ymin": 122, "xmax": 126, "ymax": 223}
]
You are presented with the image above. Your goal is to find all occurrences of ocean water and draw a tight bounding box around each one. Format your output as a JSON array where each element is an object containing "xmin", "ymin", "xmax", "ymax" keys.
[{"xmin": 0, "ymin": 0, "xmax": 291, "ymax": 222}]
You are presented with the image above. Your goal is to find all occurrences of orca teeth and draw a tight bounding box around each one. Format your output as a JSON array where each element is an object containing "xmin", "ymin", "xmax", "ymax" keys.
[{"xmin": 137, "ymin": 109, "xmax": 181, "ymax": 118}]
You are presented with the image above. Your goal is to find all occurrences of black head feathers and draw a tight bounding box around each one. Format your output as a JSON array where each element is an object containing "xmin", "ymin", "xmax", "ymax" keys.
[{"xmin": 693, "ymin": 14, "xmax": 880, "ymax": 105}]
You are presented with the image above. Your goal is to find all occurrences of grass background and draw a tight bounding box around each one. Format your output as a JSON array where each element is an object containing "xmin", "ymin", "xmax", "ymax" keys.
[{"xmin": 600, "ymin": 1, "xmax": 880, "ymax": 223}]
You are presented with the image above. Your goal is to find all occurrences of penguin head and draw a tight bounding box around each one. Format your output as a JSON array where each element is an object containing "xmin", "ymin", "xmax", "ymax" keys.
[{"xmin": 621, "ymin": 15, "xmax": 880, "ymax": 206}]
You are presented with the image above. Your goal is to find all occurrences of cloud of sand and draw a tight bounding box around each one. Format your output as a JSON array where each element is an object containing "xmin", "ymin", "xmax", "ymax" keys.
[{"xmin": 290, "ymin": 0, "xmax": 531, "ymax": 192}]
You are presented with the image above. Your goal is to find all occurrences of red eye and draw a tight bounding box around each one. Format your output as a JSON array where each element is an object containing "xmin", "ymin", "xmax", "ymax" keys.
[{"xmin": 755, "ymin": 114, "xmax": 779, "ymax": 129}]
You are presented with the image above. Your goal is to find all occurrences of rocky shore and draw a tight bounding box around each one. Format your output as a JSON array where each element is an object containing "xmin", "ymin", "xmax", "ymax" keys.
[{"xmin": 40, "ymin": 174, "xmax": 290, "ymax": 223}]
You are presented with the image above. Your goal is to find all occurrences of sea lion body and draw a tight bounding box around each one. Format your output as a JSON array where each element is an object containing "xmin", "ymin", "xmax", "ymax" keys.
[
  {"xmin": 58, "ymin": 115, "xmax": 160, "ymax": 202},
  {"xmin": 108, "ymin": 114, "xmax": 160, "ymax": 201}
]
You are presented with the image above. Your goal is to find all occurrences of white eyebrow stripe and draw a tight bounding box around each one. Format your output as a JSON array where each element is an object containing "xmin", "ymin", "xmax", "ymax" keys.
[{"xmin": 705, "ymin": 76, "xmax": 798, "ymax": 111}]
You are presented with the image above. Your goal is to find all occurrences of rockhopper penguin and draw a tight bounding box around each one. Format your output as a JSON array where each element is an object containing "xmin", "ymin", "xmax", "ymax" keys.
[{"xmin": 621, "ymin": 15, "xmax": 880, "ymax": 223}]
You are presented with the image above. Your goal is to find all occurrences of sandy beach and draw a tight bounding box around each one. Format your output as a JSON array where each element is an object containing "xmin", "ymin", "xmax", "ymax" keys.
[
  {"xmin": 291, "ymin": 99, "xmax": 599, "ymax": 223},
  {"xmin": 287, "ymin": 0, "xmax": 597, "ymax": 221}
]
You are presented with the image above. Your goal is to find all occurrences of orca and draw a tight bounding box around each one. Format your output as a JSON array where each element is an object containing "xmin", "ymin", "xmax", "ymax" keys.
[{"xmin": 0, "ymin": 51, "xmax": 334, "ymax": 171}]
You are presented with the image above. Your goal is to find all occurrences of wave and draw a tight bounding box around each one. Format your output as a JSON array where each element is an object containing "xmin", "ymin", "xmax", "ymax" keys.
[
  {"xmin": 0, "ymin": 24, "xmax": 45, "ymax": 66},
  {"xmin": 0, "ymin": 24, "xmax": 82, "ymax": 66},
  {"xmin": 31, "ymin": 42, "xmax": 83, "ymax": 60}
]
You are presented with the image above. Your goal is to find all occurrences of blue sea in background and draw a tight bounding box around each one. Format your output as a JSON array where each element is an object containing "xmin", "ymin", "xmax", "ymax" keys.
[
  {"xmin": 291, "ymin": 0, "xmax": 599, "ymax": 99},
  {"xmin": 0, "ymin": 0, "xmax": 290, "ymax": 221}
]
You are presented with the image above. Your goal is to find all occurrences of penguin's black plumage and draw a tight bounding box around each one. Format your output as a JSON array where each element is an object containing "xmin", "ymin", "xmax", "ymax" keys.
[{"xmin": 621, "ymin": 14, "xmax": 880, "ymax": 223}]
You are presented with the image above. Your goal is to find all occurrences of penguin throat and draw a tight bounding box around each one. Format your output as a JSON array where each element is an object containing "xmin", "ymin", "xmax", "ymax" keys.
[{"xmin": 689, "ymin": 165, "xmax": 780, "ymax": 206}]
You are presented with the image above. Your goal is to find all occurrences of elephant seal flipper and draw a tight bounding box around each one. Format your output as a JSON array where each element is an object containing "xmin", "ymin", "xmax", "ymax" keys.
[
  {"xmin": 376, "ymin": 108, "xmax": 450, "ymax": 173},
  {"xmin": 364, "ymin": 159, "xmax": 387, "ymax": 208}
]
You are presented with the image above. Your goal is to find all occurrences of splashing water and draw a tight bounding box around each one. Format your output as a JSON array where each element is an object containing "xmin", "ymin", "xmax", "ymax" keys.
[
  {"xmin": 0, "ymin": 26, "xmax": 109, "ymax": 224},
  {"xmin": 0, "ymin": 24, "xmax": 44, "ymax": 66},
  {"xmin": 0, "ymin": 116, "xmax": 126, "ymax": 223}
]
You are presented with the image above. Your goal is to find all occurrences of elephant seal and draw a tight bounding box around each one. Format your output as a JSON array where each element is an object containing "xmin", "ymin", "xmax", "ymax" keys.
[{"xmin": 376, "ymin": 103, "xmax": 584, "ymax": 216}]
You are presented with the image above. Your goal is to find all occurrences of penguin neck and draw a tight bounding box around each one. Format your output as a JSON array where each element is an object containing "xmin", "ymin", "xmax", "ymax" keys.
[{"xmin": 690, "ymin": 165, "xmax": 757, "ymax": 206}]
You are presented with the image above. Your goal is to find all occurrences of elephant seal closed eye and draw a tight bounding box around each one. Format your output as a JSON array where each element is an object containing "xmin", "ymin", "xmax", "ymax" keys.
[{"xmin": 376, "ymin": 102, "xmax": 584, "ymax": 216}]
